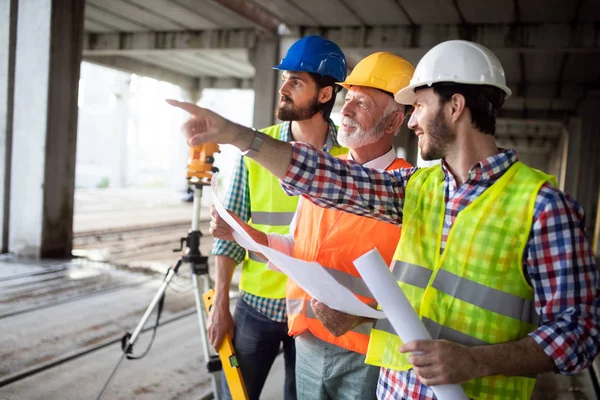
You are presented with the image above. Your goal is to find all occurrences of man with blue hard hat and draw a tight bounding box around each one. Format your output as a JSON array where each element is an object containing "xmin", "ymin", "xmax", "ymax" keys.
[{"xmin": 208, "ymin": 35, "xmax": 348, "ymax": 400}]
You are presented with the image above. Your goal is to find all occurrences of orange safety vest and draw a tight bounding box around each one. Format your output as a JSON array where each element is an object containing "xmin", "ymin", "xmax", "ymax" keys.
[{"xmin": 287, "ymin": 156, "xmax": 411, "ymax": 354}]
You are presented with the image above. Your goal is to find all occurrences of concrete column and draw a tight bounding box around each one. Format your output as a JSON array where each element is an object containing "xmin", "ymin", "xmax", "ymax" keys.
[
  {"xmin": 110, "ymin": 76, "xmax": 131, "ymax": 188},
  {"xmin": 545, "ymin": 130, "xmax": 568, "ymax": 191},
  {"xmin": 563, "ymin": 117, "xmax": 582, "ymax": 199},
  {"xmin": 250, "ymin": 36, "xmax": 280, "ymax": 129},
  {"xmin": 9, "ymin": 0, "xmax": 84, "ymax": 258},
  {"xmin": 0, "ymin": 0, "xmax": 17, "ymax": 253},
  {"xmin": 575, "ymin": 93, "xmax": 600, "ymax": 236}
]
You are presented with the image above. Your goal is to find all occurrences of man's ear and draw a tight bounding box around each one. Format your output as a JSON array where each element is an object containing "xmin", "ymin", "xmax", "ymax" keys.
[
  {"xmin": 318, "ymin": 86, "xmax": 333, "ymax": 104},
  {"xmin": 386, "ymin": 110, "xmax": 405, "ymax": 134},
  {"xmin": 449, "ymin": 93, "xmax": 466, "ymax": 123}
]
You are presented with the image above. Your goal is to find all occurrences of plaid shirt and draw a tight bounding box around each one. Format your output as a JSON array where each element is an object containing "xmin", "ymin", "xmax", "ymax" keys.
[
  {"xmin": 212, "ymin": 120, "xmax": 339, "ymax": 322},
  {"xmin": 281, "ymin": 142, "xmax": 599, "ymax": 399}
]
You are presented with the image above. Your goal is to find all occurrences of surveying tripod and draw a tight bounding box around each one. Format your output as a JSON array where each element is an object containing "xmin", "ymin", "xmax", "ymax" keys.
[{"xmin": 95, "ymin": 143, "xmax": 248, "ymax": 400}]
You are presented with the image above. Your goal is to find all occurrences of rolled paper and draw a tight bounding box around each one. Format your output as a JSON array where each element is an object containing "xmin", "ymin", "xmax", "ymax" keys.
[{"xmin": 354, "ymin": 248, "xmax": 469, "ymax": 400}]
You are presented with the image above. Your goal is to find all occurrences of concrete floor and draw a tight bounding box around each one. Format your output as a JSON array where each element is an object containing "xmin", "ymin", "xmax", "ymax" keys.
[{"xmin": 0, "ymin": 188, "xmax": 598, "ymax": 399}]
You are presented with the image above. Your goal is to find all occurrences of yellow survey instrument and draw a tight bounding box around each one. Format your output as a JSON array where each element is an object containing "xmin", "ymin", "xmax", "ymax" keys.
[
  {"xmin": 203, "ymin": 289, "xmax": 249, "ymax": 400},
  {"xmin": 187, "ymin": 142, "xmax": 220, "ymax": 183}
]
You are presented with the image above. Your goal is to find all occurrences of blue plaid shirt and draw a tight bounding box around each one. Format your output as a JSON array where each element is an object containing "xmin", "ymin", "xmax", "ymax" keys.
[{"xmin": 212, "ymin": 119, "xmax": 340, "ymax": 322}]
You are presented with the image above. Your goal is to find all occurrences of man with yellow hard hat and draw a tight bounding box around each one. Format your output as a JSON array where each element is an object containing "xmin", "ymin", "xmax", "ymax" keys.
[{"xmin": 208, "ymin": 52, "xmax": 415, "ymax": 399}]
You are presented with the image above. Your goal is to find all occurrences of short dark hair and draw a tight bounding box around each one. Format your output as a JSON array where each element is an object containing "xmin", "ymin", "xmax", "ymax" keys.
[
  {"xmin": 308, "ymin": 72, "xmax": 340, "ymax": 121},
  {"xmin": 422, "ymin": 83, "xmax": 506, "ymax": 136}
]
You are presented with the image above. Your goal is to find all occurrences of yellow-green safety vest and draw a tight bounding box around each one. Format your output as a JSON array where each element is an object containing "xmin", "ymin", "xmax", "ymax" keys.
[
  {"xmin": 240, "ymin": 124, "xmax": 347, "ymax": 299},
  {"xmin": 365, "ymin": 161, "xmax": 556, "ymax": 400}
]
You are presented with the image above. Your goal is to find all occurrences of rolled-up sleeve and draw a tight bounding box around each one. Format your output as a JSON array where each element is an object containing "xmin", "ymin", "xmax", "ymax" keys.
[
  {"xmin": 280, "ymin": 142, "xmax": 417, "ymax": 225},
  {"xmin": 526, "ymin": 185, "xmax": 600, "ymax": 374}
]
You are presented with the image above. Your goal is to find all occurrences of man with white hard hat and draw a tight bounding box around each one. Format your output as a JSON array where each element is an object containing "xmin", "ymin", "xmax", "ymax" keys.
[{"xmin": 168, "ymin": 40, "xmax": 599, "ymax": 400}]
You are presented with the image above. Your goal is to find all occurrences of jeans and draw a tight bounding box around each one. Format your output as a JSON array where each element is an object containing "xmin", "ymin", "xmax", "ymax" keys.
[
  {"xmin": 221, "ymin": 298, "xmax": 296, "ymax": 400},
  {"xmin": 295, "ymin": 331, "xmax": 378, "ymax": 400}
]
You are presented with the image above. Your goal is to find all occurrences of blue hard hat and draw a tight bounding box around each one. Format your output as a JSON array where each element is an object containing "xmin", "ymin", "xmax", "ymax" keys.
[{"xmin": 273, "ymin": 35, "xmax": 347, "ymax": 82}]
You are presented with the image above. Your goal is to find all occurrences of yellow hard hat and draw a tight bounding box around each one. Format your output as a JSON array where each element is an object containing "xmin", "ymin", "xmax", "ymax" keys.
[{"xmin": 338, "ymin": 52, "xmax": 415, "ymax": 96}]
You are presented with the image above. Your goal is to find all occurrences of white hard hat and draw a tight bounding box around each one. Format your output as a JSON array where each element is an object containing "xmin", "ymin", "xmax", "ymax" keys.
[{"xmin": 395, "ymin": 40, "xmax": 512, "ymax": 105}]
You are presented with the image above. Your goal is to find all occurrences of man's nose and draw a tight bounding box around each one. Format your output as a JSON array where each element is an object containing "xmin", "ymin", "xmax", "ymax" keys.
[{"xmin": 407, "ymin": 111, "xmax": 418, "ymax": 130}]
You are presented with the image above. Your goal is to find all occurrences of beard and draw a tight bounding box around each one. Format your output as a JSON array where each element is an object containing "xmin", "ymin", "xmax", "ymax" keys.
[
  {"xmin": 276, "ymin": 94, "xmax": 321, "ymax": 121},
  {"xmin": 419, "ymin": 107, "xmax": 455, "ymax": 160},
  {"xmin": 338, "ymin": 116, "xmax": 387, "ymax": 149}
]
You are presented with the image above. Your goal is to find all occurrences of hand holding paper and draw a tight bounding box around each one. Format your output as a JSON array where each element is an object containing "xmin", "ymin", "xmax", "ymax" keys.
[
  {"xmin": 210, "ymin": 174, "xmax": 384, "ymax": 319},
  {"xmin": 354, "ymin": 249, "xmax": 469, "ymax": 400}
]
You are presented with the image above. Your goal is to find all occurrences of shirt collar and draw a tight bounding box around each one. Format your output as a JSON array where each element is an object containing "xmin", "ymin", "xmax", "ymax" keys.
[
  {"xmin": 440, "ymin": 148, "xmax": 519, "ymax": 184},
  {"xmin": 347, "ymin": 147, "xmax": 397, "ymax": 171},
  {"xmin": 279, "ymin": 119, "xmax": 339, "ymax": 152}
]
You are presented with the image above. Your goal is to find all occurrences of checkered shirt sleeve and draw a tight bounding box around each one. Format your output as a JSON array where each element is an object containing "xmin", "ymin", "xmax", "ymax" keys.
[
  {"xmin": 526, "ymin": 184, "xmax": 600, "ymax": 374},
  {"xmin": 281, "ymin": 142, "xmax": 417, "ymax": 225},
  {"xmin": 212, "ymin": 155, "xmax": 249, "ymax": 265}
]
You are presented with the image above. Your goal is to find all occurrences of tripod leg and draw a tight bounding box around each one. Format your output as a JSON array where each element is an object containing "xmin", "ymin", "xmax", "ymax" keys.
[
  {"xmin": 95, "ymin": 263, "xmax": 180, "ymax": 400},
  {"xmin": 191, "ymin": 268, "xmax": 222, "ymax": 400}
]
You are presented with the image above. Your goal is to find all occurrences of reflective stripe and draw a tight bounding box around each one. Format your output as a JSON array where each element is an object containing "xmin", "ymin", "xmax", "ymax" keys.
[
  {"xmin": 325, "ymin": 269, "xmax": 374, "ymax": 299},
  {"xmin": 304, "ymin": 300, "xmax": 372, "ymax": 335},
  {"xmin": 287, "ymin": 298, "xmax": 304, "ymax": 315},
  {"xmin": 432, "ymin": 269, "xmax": 539, "ymax": 324},
  {"xmin": 248, "ymin": 251, "xmax": 266, "ymax": 263},
  {"xmin": 422, "ymin": 317, "xmax": 489, "ymax": 346},
  {"xmin": 373, "ymin": 317, "xmax": 396, "ymax": 335},
  {"xmin": 373, "ymin": 317, "xmax": 489, "ymax": 347},
  {"xmin": 392, "ymin": 260, "xmax": 432, "ymax": 289},
  {"xmin": 251, "ymin": 211, "xmax": 295, "ymax": 226}
]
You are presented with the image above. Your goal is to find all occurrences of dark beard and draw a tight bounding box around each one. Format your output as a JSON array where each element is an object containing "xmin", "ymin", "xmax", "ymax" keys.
[
  {"xmin": 421, "ymin": 107, "xmax": 454, "ymax": 160},
  {"xmin": 276, "ymin": 95, "xmax": 321, "ymax": 121}
]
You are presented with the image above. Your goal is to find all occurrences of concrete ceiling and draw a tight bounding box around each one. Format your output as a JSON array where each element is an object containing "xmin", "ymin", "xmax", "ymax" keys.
[{"xmin": 82, "ymin": 0, "xmax": 600, "ymax": 163}]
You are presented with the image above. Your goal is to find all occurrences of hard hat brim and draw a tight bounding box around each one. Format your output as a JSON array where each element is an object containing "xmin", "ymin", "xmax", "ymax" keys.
[{"xmin": 395, "ymin": 80, "xmax": 512, "ymax": 105}]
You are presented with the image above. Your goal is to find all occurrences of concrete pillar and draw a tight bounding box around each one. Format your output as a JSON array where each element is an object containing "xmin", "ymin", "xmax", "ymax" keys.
[
  {"xmin": 110, "ymin": 76, "xmax": 131, "ymax": 188},
  {"xmin": 576, "ymin": 92, "xmax": 600, "ymax": 237},
  {"xmin": 250, "ymin": 36, "xmax": 280, "ymax": 129},
  {"xmin": 545, "ymin": 130, "xmax": 569, "ymax": 191},
  {"xmin": 0, "ymin": 0, "xmax": 17, "ymax": 253},
  {"xmin": 9, "ymin": 0, "xmax": 84, "ymax": 258},
  {"xmin": 563, "ymin": 118, "xmax": 582, "ymax": 199}
]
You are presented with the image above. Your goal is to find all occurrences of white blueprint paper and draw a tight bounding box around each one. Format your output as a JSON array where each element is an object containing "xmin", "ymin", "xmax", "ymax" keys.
[
  {"xmin": 210, "ymin": 174, "xmax": 384, "ymax": 319},
  {"xmin": 353, "ymin": 249, "xmax": 469, "ymax": 400}
]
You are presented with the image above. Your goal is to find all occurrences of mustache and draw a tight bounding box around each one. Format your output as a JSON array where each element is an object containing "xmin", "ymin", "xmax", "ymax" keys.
[
  {"xmin": 341, "ymin": 116, "xmax": 360, "ymax": 128},
  {"xmin": 280, "ymin": 95, "xmax": 292, "ymax": 103}
]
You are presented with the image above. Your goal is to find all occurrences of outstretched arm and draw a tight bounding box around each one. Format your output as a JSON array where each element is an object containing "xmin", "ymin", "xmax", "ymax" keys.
[{"xmin": 168, "ymin": 100, "xmax": 416, "ymax": 225}]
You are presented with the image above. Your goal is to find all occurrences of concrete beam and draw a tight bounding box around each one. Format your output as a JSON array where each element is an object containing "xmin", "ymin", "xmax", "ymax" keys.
[
  {"xmin": 496, "ymin": 119, "xmax": 564, "ymax": 139},
  {"xmin": 0, "ymin": 0, "xmax": 17, "ymax": 253},
  {"xmin": 198, "ymin": 76, "xmax": 253, "ymax": 90},
  {"xmin": 10, "ymin": 0, "xmax": 84, "ymax": 258},
  {"xmin": 84, "ymin": 55, "xmax": 197, "ymax": 90},
  {"xmin": 495, "ymin": 138, "xmax": 557, "ymax": 155},
  {"xmin": 303, "ymin": 23, "xmax": 600, "ymax": 53},
  {"xmin": 83, "ymin": 29, "xmax": 258, "ymax": 56},
  {"xmin": 212, "ymin": 0, "xmax": 283, "ymax": 36},
  {"xmin": 498, "ymin": 108, "xmax": 574, "ymax": 121},
  {"xmin": 84, "ymin": 55, "xmax": 255, "ymax": 91},
  {"xmin": 250, "ymin": 36, "xmax": 279, "ymax": 129}
]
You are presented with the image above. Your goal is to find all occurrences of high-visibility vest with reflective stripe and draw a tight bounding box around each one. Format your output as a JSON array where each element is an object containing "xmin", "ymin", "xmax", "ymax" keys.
[
  {"xmin": 288, "ymin": 157, "xmax": 411, "ymax": 354},
  {"xmin": 366, "ymin": 161, "xmax": 555, "ymax": 400},
  {"xmin": 240, "ymin": 124, "xmax": 348, "ymax": 299}
]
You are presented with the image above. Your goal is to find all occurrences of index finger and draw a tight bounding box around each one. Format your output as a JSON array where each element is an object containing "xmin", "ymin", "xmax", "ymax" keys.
[{"xmin": 166, "ymin": 99, "xmax": 204, "ymax": 115}]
